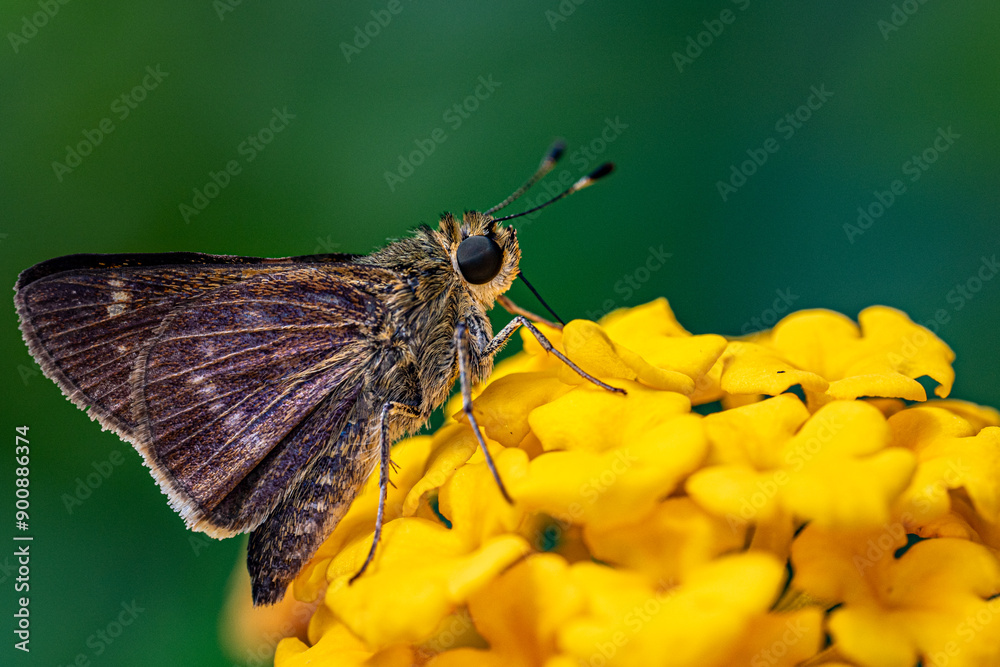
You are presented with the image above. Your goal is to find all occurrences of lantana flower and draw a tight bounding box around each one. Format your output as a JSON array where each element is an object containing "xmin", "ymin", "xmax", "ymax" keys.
[{"xmin": 252, "ymin": 298, "xmax": 1000, "ymax": 667}]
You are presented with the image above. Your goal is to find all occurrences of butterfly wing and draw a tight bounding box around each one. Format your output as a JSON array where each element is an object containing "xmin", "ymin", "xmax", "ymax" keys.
[
  {"xmin": 133, "ymin": 265, "xmax": 392, "ymax": 535},
  {"xmin": 14, "ymin": 252, "xmax": 392, "ymax": 536},
  {"xmin": 14, "ymin": 252, "xmax": 356, "ymax": 437}
]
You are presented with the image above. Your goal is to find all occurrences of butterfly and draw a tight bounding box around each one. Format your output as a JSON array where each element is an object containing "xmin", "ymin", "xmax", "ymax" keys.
[{"xmin": 14, "ymin": 142, "xmax": 620, "ymax": 604}]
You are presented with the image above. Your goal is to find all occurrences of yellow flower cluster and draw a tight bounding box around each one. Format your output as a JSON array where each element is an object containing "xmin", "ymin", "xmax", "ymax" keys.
[{"xmin": 273, "ymin": 299, "xmax": 1000, "ymax": 667}]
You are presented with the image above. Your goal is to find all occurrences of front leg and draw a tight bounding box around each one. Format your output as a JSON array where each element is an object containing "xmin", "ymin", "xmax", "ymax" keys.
[
  {"xmin": 455, "ymin": 321, "xmax": 514, "ymax": 503},
  {"xmin": 497, "ymin": 294, "xmax": 562, "ymax": 330},
  {"xmin": 454, "ymin": 316, "xmax": 627, "ymax": 507},
  {"xmin": 485, "ymin": 316, "xmax": 626, "ymax": 395}
]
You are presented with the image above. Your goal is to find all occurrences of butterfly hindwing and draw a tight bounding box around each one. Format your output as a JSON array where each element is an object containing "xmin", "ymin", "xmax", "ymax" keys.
[{"xmin": 133, "ymin": 266, "xmax": 390, "ymax": 535}]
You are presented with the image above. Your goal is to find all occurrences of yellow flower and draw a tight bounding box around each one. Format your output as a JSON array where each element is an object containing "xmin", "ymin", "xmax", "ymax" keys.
[
  {"xmin": 267, "ymin": 299, "xmax": 1000, "ymax": 667},
  {"xmin": 721, "ymin": 306, "xmax": 955, "ymax": 408},
  {"xmin": 792, "ymin": 526, "xmax": 1000, "ymax": 667}
]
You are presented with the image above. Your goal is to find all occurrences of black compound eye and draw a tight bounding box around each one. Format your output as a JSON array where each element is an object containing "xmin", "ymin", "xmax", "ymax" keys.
[{"xmin": 456, "ymin": 235, "xmax": 503, "ymax": 285}]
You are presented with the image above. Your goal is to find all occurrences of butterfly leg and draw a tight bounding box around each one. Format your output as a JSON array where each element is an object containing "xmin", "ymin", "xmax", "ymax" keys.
[
  {"xmin": 455, "ymin": 321, "xmax": 514, "ymax": 504},
  {"xmin": 497, "ymin": 294, "xmax": 561, "ymax": 330},
  {"xmin": 485, "ymin": 316, "xmax": 626, "ymax": 395},
  {"xmin": 349, "ymin": 399, "xmax": 420, "ymax": 584}
]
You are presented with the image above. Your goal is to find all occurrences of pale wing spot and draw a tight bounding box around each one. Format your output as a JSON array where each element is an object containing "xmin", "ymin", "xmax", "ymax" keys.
[
  {"xmin": 109, "ymin": 279, "xmax": 124, "ymax": 288},
  {"xmin": 106, "ymin": 290, "xmax": 130, "ymax": 317},
  {"xmin": 224, "ymin": 411, "xmax": 246, "ymax": 430}
]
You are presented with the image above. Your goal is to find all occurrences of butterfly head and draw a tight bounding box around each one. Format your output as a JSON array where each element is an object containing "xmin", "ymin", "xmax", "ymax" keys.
[{"xmin": 446, "ymin": 211, "xmax": 521, "ymax": 307}]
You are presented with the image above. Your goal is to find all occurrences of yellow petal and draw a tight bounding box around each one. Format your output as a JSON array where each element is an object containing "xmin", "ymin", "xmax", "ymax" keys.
[
  {"xmin": 465, "ymin": 554, "xmax": 584, "ymax": 666},
  {"xmin": 719, "ymin": 341, "xmax": 829, "ymax": 397},
  {"xmin": 439, "ymin": 447, "xmax": 528, "ymax": 547},
  {"xmin": 293, "ymin": 435, "xmax": 435, "ymax": 602},
  {"xmin": 426, "ymin": 650, "xmax": 509, "ymax": 667},
  {"xmin": 599, "ymin": 297, "xmax": 691, "ymax": 339},
  {"xmin": 274, "ymin": 621, "xmax": 397, "ymax": 667},
  {"xmin": 325, "ymin": 518, "xmax": 530, "ymax": 648},
  {"xmin": 401, "ymin": 425, "xmax": 479, "ymax": 517},
  {"xmin": 528, "ymin": 381, "xmax": 690, "ymax": 453},
  {"xmin": 769, "ymin": 309, "xmax": 863, "ymax": 375},
  {"xmin": 925, "ymin": 399, "xmax": 1000, "ymax": 432},
  {"xmin": 782, "ymin": 400, "xmax": 892, "ymax": 460},
  {"xmin": 891, "ymin": 408, "xmax": 1000, "ymax": 523},
  {"xmin": 781, "ymin": 401, "xmax": 915, "ymax": 527},
  {"xmin": 461, "ymin": 373, "xmax": 575, "ymax": 448},
  {"xmin": 783, "ymin": 448, "xmax": 915, "ymax": 527},
  {"xmin": 585, "ymin": 498, "xmax": 745, "ymax": 584},
  {"xmin": 560, "ymin": 553, "xmax": 786, "ymax": 666},
  {"xmin": 717, "ymin": 608, "xmax": 825, "ymax": 667},
  {"xmin": 827, "ymin": 539, "xmax": 1000, "ymax": 667},
  {"xmin": 826, "ymin": 372, "xmax": 928, "ymax": 402},
  {"xmin": 791, "ymin": 522, "xmax": 910, "ymax": 605},
  {"xmin": 702, "ymin": 393, "xmax": 810, "ymax": 467},
  {"xmin": 514, "ymin": 414, "xmax": 706, "ymax": 529},
  {"xmin": 856, "ymin": 306, "xmax": 955, "ymax": 398},
  {"xmin": 686, "ymin": 465, "xmax": 786, "ymax": 524}
]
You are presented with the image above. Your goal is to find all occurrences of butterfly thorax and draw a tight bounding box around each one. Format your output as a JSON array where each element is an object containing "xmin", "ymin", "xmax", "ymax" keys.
[{"xmin": 359, "ymin": 211, "xmax": 521, "ymax": 424}]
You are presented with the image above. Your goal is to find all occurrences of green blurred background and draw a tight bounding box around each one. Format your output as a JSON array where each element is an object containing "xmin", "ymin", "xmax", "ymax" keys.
[{"xmin": 1, "ymin": 1, "xmax": 997, "ymax": 664}]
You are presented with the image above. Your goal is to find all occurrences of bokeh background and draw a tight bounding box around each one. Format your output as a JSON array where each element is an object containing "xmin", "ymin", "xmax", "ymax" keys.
[{"xmin": 2, "ymin": 1, "xmax": 997, "ymax": 664}]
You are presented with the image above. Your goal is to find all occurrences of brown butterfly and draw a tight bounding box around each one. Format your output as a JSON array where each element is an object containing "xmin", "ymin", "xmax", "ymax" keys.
[{"xmin": 14, "ymin": 142, "xmax": 621, "ymax": 605}]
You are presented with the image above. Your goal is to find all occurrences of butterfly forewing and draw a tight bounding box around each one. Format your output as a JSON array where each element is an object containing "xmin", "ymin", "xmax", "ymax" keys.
[
  {"xmin": 14, "ymin": 253, "xmax": 385, "ymax": 537},
  {"xmin": 14, "ymin": 253, "xmax": 350, "ymax": 435}
]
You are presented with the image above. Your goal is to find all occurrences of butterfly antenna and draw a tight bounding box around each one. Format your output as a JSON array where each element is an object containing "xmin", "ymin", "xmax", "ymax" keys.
[
  {"xmin": 493, "ymin": 162, "xmax": 614, "ymax": 223},
  {"xmin": 485, "ymin": 140, "xmax": 566, "ymax": 215},
  {"xmin": 517, "ymin": 270, "xmax": 565, "ymax": 325}
]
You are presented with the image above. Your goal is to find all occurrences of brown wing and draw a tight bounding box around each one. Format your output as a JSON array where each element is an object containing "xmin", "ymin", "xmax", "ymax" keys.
[
  {"xmin": 14, "ymin": 253, "xmax": 393, "ymax": 536},
  {"xmin": 132, "ymin": 266, "xmax": 389, "ymax": 536},
  {"xmin": 14, "ymin": 252, "xmax": 356, "ymax": 437}
]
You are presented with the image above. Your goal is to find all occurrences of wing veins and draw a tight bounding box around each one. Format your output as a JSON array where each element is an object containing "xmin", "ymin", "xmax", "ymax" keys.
[
  {"xmin": 144, "ymin": 339, "xmax": 317, "ymax": 386},
  {"xmin": 158, "ymin": 323, "xmax": 344, "ymax": 344}
]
